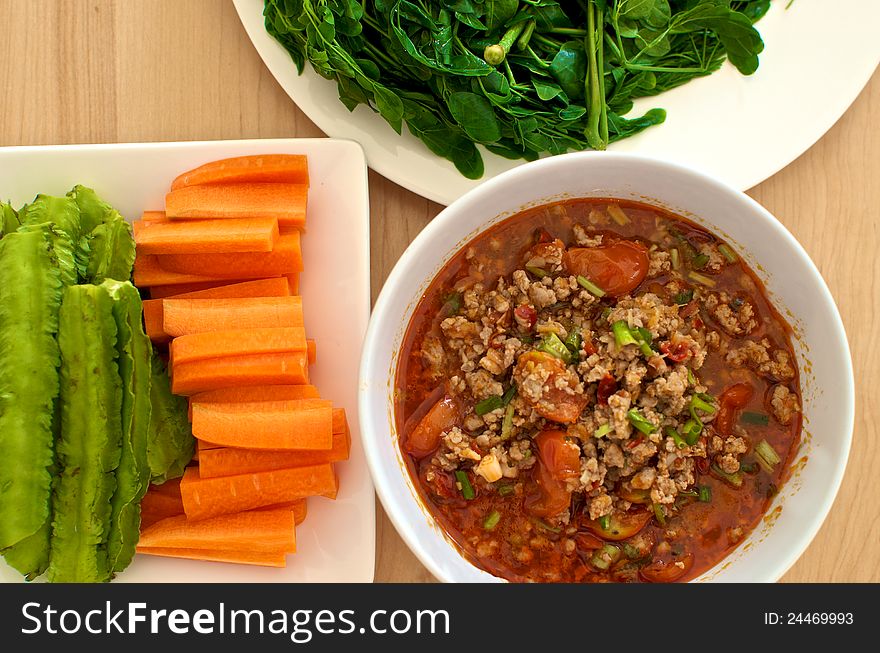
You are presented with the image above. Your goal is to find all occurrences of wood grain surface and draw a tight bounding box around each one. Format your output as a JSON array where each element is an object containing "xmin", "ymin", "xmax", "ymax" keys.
[{"xmin": 0, "ymin": 0, "xmax": 876, "ymax": 583}]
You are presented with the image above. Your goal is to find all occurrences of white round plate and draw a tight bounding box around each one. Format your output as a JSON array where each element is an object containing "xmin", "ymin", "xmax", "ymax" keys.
[{"xmin": 236, "ymin": 0, "xmax": 880, "ymax": 205}]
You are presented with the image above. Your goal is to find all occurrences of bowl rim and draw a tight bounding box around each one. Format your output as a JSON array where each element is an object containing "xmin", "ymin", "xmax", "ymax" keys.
[{"xmin": 359, "ymin": 150, "xmax": 855, "ymax": 583}]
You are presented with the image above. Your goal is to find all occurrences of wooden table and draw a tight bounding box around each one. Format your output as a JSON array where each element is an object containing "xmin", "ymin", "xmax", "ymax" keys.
[{"xmin": 1, "ymin": 0, "xmax": 877, "ymax": 582}]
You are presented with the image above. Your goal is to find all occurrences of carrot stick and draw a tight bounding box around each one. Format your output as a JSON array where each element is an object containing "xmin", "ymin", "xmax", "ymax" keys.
[
  {"xmin": 154, "ymin": 232, "xmax": 303, "ymax": 279},
  {"xmin": 196, "ymin": 407, "xmax": 345, "ymax": 446},
  {"xmin": 163, "ymin": 277, "xmax": 290, "ymax": 300},
  {"xmin": 135, "ymin": 217, "xmax": 279, "ymax": 255},
  {"xmin": 165, "ymin": 183, "xmax": 308, "ymax": 229},
  {"xmin": 135, "ymin": 254, "xmax": 241, "ymax": 287},
  {"xmin": 142, "ymin": 210, "xmax": 169, "ymax": 223},
  {"xmin": 137, "ymin": 546, "xmax": 287, "ymax": 568},
  {"xmin": 170, "ymin": 154, "xmax": 309, "ymax": 190},
  {"xmin": 138, "ymin": 509, "xmax": 296, "ymax": 552},
  {"xmin": 187, "ymin": 384, "xmax": 320, "ymax": 422},
  {"xmin": 260, "ymin": 499, "xmax": 308, "ymax": 525},
  {"xmin": 170, "ymin": 327, "xmax": 307, "ymax": 366},
  {"xmin": 285, "ymin": 273, "xmax": 299, "ymax": 295},
  {"xmin": 180, "ymin": 465, "xmax": 337, "ymax": 521},
  {"xmin": 162, "ymin": 296, "xmax": 303, "ymax": 337},
  {"xmin": 197, "ymin": 429, "xmax": 350, "ymax": 478},
  {"xmin": 307, "ymin": 339, "xmax": 316, "ymax": 365},
  {"xmin": 192, "ymin": 384, "xmax": 321, "ymax": 405},
  {"xmin": 191, "ymin": 399, "xmax": 333, "ymax": 450},
  {"xmin": 143, "ymin": 299, "xmax": 171, "ymax": 343},
  {"xmin": 149, "ymin": 281, "xmax": 247, "ymax": 299},
  {"xmin": 140, "ymin": 489, "xmax": 185, "ymax": 530},
  {"xmin": 171, "ymin": 352, "xmax": 309, "ymax": 396}
]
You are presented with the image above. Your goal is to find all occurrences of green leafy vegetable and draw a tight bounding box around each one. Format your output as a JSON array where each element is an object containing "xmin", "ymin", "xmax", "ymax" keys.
[{"xmin": 264, "ymin": 0, "xmax": 769, "ymax": 178}]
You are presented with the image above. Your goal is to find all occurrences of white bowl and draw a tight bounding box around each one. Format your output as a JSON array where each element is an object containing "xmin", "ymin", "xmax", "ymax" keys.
[{"xmin": 359, "ymin": 152, "xmax": 854, "ymax": 583}]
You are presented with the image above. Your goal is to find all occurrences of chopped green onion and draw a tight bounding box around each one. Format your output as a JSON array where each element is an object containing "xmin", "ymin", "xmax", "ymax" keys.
[
  {"xmin": 718, "ymin": 244, "xmax": 738, "ymax": 263},
  {"xmin": 670, "ymin": 247, "xmax": 681, "ymax": 271},
  {"xmin": 502, "ymin": 384, "xmax": 518, "ymax": 406},
  {"xmin": 497, "ymin": 483, "xmax": 515, "ymax": 497},
  {"xmin": 563, "ymin": 327, "xmax": 582, "ymax": 357},
  {"xmin": 698, "ymin": 485, "xmax": 712, "ymax": 503},
  {"xmin": 606, "ymin": 204, "xmax": 630, "ymax": 226},
  {"xmin": 576, "ymin": 275, "xmax": 606, "ymax": 297},
  {"xmin": 526, "ymin": 265, "xmax": 549, "ymax": 279},
  {"xmin": 688, "ymin": 271, "xmax": 716, "ymax": 287},
  {"xmin": 536, "ymin": 332, "xmax": 573, "ymax": 364},
  {"xmin": 597, "ymin": 515, "xmax": 610, "ymax": 531},
  {"xmin": 475, "ymin": 395, "xmax": 504, "ymax": 415},
  {"xmin": 681, "ymin": 418, "xmax": 702, "ymax": 445},
  {"xmin": 627, "ymin": 409, "xmax": 657, "ymax": 435},
  {"xmin": 687, "ymin": 368, "xmax": 696, "ymax": 386},
  {"xmin": 652, "ymin": 503, "xmax": 667, "ymax": 526},
  {"xmin": 591, "ymin": 543, "xmax": 622, "ymax": 570},
  {"xmin": 533, "ymin": 518, "xmax": 561, "ymax": 534},
  {"xmin": 441, "ymin": 291, "xmax": 462, "ymax": 316},
  {"xmin": 665, "ymin": 426, "xmax": 687, "ymax": 450},
  {"xmin": 754, "ymin": 439, "xmax": 781, "ymax": 473},
  {"xmin": 711, "ymin": 464, "xmax": 743, "ymax": 488},
  {"xmin": 741, "ymin": 411, "xmax": 769, "ymax": 426},
  {"xmin": 594, "ymin": 423, "xmax": 612, "ymax": 439},
  {"xmin": 623, "ymin": 543, "xmax": 642, "ymax": 559},
  {"xmin": 455, "ymin": 470, "xmax": 475, "ymax": 499},
  {"xmin": 689, "ymin": 394, "xmax": 716, "ymax": 422},
  {"xmin": 600, "ymin": 307, "xmax": 612, "ymax": 320},
  {"xmin": 483, "ymin": 510, "xmax": 501, "ymax": 530},
  {"xmin": 612, "ymin": 320, "xmax": 638, "ymax": 348},
  {"xmin": 631, "ymin": 326, "xmax": 655, "ymax": 358},
  {"xmin": 501, "ymin": 402, "xmax": 515, "ymax": 440},
  {"xmin": 740, "ymin": 461, "xmax": 759, "ymax": 474},
  {"xmin": 691, "ymin": 253, "xmax": 709, "ymax": 269},
  {"xmin": 674, "ymin": 289, "xmax": 694, "ymax": 305}
]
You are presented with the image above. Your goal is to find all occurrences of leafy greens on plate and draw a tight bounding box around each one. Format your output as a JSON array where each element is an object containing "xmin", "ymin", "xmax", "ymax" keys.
[{"xmin": 264, "ymin": 0, "xmax": 769, "ymax": 179}]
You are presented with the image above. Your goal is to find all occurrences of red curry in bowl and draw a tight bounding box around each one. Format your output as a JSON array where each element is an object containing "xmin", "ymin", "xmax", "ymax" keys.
[{"xmin": 394, "ymin": 199, "xmax": 802, "ymax": 583}]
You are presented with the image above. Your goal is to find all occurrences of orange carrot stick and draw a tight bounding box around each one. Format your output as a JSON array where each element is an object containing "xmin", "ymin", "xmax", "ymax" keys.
[
  {"xmin": 191, "ymin": 399, "xmax": 333, "ymax": 450},
  {"xmin": 149, "ymin": 281, "xmax": 248, "ymax": 299},
  {"xmin": 171, "ymin": 352, "xmax": 309, "ymax": 396},
  {"xmin": 197, "ymin": 428, "xmax": 350, "ymax": 478},
  {"xmin": 136, "ymin": 546, "xmax": 287, "ymax": 568},
  {"xmin": 285, "ymin": 273, "xmax": 299, "ymax": 295},
  {"xmin": 307, "ymin": 339, "xmax": 316, "ymax": 365},
  {"xmin": 170, "ymin": 154, "xmax": 309, "ymax": 190},
  {"xmin": 170, "ymin": 327, "xmax": 307, "ymax": 366},
  {"xmin": 135, "ymin": 254, "xmax": 242, "ymax": 287},
  {"xmin": 162, "ymin": 296, "xmax": 303, "ymax": 337},
  {"xmin": 180, "ymin": 465, "xmax": 337, "ymax": 521},
  {"xmin": 187, "ymin": 384, "xmax": 320, "ymax": 422},
  {"xmin": 134, "ymin": 217, "xmax": 279, "ymax": 255},
  {"xmin": 138, "ymin": 509, "xmax": 296, "ymax": 552},
  {"xmin": 163, "ymin": 277, "xmax": 290, "ymax": 300},
  {"xmin": 165, "ymin": 183, "xmax": 308, "ymax": 229},
  {"xmin": 142, "ymin": 210, "xmax": 169, "ymax": 223},
  {"xmin": 140, "ymin": 488, "xmax": 185, "ymax": 530},
  {"xmin": 143, "ymin": 299, "xmax": 171, "ymax": 344},
  {"xmin": 154, "ymin": 232, "xmax": 303, "ymax": 279}
]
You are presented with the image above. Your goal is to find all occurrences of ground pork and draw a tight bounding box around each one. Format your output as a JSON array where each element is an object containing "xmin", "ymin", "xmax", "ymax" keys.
[
  {"xmin": 770, "ymin": 384, "xmax": 800, "ymax": 425},
  {"xmin": 647, "ymin": 249, "xmax": 671, "ymax": 278},
  {"xmin": 726, "ymin": 338, "xmax": 796, "ymax": 381},
  {"xmin": 704, "ymin": 291, "xmax": 758, "ymax": 336},
  {"xmin": 572, "ymin": 223, "xmax": 604, "ymax": 247}
]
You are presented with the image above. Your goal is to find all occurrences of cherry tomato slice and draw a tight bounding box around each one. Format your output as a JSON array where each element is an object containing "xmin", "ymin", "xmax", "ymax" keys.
[
  {"xmin": 715, "ymin": 382, "xmax": 754, "ymax": 435},
  {"xmin": 405, "ymin": 395, "xmax": 461, "ymax": 458},
  {"xmin": 583, "ymin": 510, "xmax": 652, "ymax": 541},
  {"xmin": 661, "ymin": 341, "xmax": 690, "ymax": 363},
  {"xmin": 562, "ymin": 241, "xmax": 649, "ymax": 297},
  {"xmin": 515, "ymin": 351, "xmax": 587, "ymax": 424},
  {"xmin": 639, "ymin": 552, "xmax": 694, "ymax": 583},
  {"xmin": 525, "ymin": 430, "xmax": 581, "ymax": 518},
  {"xmin": 596, "ymin": 374, "xmax": 617, "ymax": 405}
]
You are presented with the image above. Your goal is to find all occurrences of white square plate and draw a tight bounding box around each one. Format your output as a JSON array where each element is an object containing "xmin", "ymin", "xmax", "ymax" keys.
[{"xmin": 0, "ymin": 138, "xmax": 374, "ymax": 582}]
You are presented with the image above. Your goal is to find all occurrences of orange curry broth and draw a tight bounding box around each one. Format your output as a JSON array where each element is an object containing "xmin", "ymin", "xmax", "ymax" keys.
[{"xmin": 394, "ymin": 199, "xmax": 802, "ymax": 583}]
